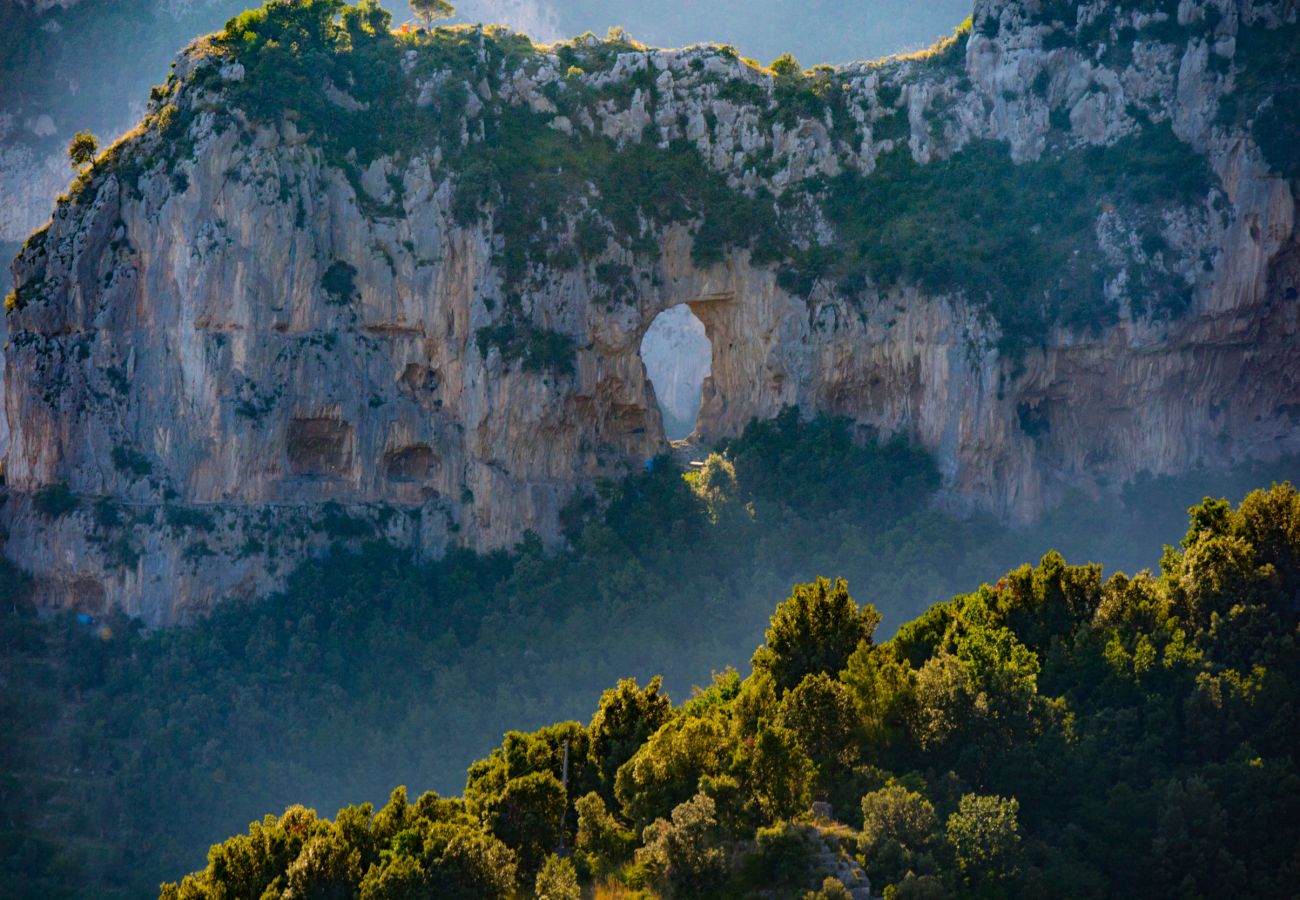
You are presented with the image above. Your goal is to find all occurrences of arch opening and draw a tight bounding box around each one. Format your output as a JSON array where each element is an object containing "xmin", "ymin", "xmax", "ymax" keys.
[{"xmin": 640, "ymin": 304, "xmax": 712, "ymax": 441}]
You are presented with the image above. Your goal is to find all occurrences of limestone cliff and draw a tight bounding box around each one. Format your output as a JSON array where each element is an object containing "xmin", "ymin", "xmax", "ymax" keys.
[{"xmin": 4, "ymin": 0, "xmax": 1298, "ymax": 623}]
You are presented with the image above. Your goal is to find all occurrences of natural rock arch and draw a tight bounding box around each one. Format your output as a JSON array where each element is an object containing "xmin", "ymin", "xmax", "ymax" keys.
[
  {"xmin": 639, "ymin": 304, "xmax": 712, "ymax": 442},
  {"xmin": 4, "ymin": 4, "xmax": 1300, "ymax": 626}
]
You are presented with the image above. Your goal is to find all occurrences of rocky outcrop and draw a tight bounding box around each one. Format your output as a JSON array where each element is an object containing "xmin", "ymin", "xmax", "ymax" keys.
[{"xmin": 4, "ymin": 0, "xmax": 1298, "ymax": 624}]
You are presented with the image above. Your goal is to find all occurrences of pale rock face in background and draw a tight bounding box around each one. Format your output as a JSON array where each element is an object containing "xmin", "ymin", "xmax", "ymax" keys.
[
  {"xmin": 456, "ymin": 0, "xmax": 562, "ymax": 42},
  {"xmin": 2, "ymin": 0, "xmax": 1298, "ymax": 623},
  {"xmin": 641, "ymin": 305, "xmax": 712, "ymax": 440}
]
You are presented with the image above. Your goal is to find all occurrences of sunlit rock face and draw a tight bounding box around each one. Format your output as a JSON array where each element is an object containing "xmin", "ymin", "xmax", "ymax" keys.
[{"xmin": 3, "ymin": 0, "xmax": 1298, "ymax": 623}]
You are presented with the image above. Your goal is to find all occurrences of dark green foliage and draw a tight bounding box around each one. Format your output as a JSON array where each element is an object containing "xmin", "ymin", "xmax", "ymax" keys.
[
  {"xmin": 1033, "ymin": 71, "xmax": 1052, "ymax": 100},
  {"xmin": 946, "ymin": 794, "xmax": 1022, "ymax": 890},
  {"xmin": 615, "ymin": 714, "xmax": 736, "ymax": 827},
  {"xmin": 813, "ymin": 124, "xmax": 1211, "ymax": 352},
  {"xmin": 1227, "ymin": 23, "xmax": 1300, "ymax": 180},
  {"xmin": 588, "ymin": 676, "xmax": 674, "ymax": 791},
  {"xmin": 111, "ymin": 444, "xmax": 153, "ymax": 477},
  {"xmin": 188, "ymin": 489, "xmax": 1300, "ymax": 894},
  {"xmin": 321, "ymin": 260, "xmax": 359, "ymax": 305},
  {"xmin": 752, "ymin": 577, "xmax": 882, "ymax": 693},
  {"xmin": 1140, "ymin": 12, "xmax": 1185, "ymax": 45},
  {"xmin": 475, "ymin": 320, "xmax": 576, "ymax": 375},
  {"xmin": 485, "ymin": 771, "xmax": 566, "ymax": 878},
  {"xmin": 464, "ymin": 721, "xmax": 598, "ymax": 847},
  {"xmin": 776, "ymin": 672, "xmax": 862, "ymax": 794},
  {"xmin": 2, "ymin": 5, "xmax": 1297, "ymax": 895},
  {"xmin": 321, "ymin": 501, "xmax": 374, "ymax": 538},
  {"xmin": 574, "ymin": 213, "xmax": 608, "ymax": 259},
  {"xmin": 748, "ymin": 820, "xmax": 819, "ymax": 887},
  {"xmin": 161, "ymin": 789, "xmax": 516, "ymax": 899},
  {"xmin": 534, "ymin": 853, "xmax": 580, "ymax": 898},
  {"xmin": 718, "ymin": 76, "xmax": 767, "ymax": 106},
  {"xmin": 722, "ymin": 407, "xmax": 940, "ymax": 521},
  {"xmin": 574, "ymin": 791, "xmax": 636, "ymax": 877},
  {"xmin": 859, "ymin": 783, "xmax": 940, "ymax": 886},
  {"xmin": 1031, "ymin": 0, "xmax": 1080, "ymax": 28},
  {"xmin": 0, "ymin": 558, "xmax": 32, "ymax": 615},
  {"xmin": 172, "ymin": 482, "xmax": 1300, "ymax": 898},
  {"xmin": 635, "ymin": 792, "xmax": 729, "ymax": 896},
  {"xmin": 737, "ymin": 721, "xmax": 815, "ymax": 820},
  {"xmin": 468, "ymin": 117, "xmax": 781, "ymax": 278},
  {"xmin": 33, "ymin": 482, "xmax": 77, "ymax": 517},
  {"xmin": 1042, "ymin": 27, "xmax": 1076, "ymax": 51},
  {"xmin": 168, "ymin": 0, "xmax": 421, "ymax": 208},
  {"xmin": 870, "ymin": 105, "xmax": 910, "ymax": 142},
  {"xmin": 163, "ymin": 505, "xmax": 215, "ymax": 532}
]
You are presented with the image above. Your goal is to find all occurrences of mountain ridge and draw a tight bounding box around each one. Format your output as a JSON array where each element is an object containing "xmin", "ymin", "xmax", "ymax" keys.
[{"xmin": 3, "ymin": 0, "xmax": 1298, "ymax": 623}]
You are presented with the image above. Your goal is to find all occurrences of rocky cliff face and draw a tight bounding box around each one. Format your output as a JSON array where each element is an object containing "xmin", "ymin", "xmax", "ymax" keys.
[{"xmin": 4, "ymin": 0, "xmax": 1297, "ymax": 623}]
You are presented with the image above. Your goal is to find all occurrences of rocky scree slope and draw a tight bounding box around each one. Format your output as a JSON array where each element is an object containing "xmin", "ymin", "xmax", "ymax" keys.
[{"xmin": 3, "ymin": 0, "xmax": 1298, "ymax": 624}]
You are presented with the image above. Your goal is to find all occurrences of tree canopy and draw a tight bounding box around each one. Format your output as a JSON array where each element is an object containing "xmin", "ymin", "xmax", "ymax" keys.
[
  {"xmin": 158, "ymin": 483, "xmax": 1300, "ymax": 898},
  {"xmin": 409, "ymin": 0, "xmax": 453, "ymax": 27},
  {"xmin": 67, "ymin": 129, "xmax": 98, "ymax": 171},
  {"xmin": 4, "ymin": 408, "xmax": 1299, "ymax": 897}
]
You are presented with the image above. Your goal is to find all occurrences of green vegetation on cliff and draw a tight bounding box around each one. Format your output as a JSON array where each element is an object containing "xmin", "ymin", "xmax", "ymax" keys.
[
  {"xmin": 1218, "ymin": 21, "xmax": 1300, "ymax": 181},
  {"xmin": 75, "ymin": 0, "xmax": 1221, "ymax": 357},
  {"xmin": 798, "ymin": 122, "xmax": 1211, "ymax": 349},
  {"xmin": 163, "ymin": 483, "xmax": 1300, "ymax": 898}
]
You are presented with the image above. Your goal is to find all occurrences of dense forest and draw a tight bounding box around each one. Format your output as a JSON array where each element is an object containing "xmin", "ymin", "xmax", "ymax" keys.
[
  {"xmin": 2, "ymin": 410, "xmax": 1296, "ymax": 897},
  {"xmin": 160, "ymin": 480, "xmax": 1300, "ymax": 898}
]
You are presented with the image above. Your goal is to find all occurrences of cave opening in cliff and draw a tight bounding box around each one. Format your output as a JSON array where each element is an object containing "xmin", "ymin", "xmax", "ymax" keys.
[{"xmin": 640, "ymin": 305, "xmax": 712, "ymax": 441}]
